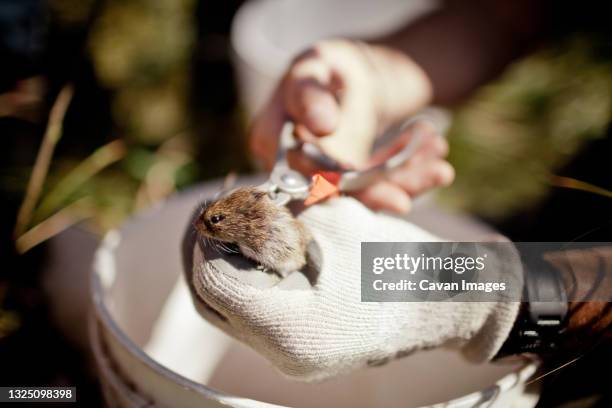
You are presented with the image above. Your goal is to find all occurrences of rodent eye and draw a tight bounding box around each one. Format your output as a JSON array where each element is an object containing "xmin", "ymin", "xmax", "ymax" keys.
[{"xmin": 210, "ymin": 214, "xmax": 225, "ymax": 224}]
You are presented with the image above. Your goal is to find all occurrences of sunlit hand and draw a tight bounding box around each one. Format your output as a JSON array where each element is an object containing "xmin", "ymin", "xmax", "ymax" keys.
[{"xmin": 249, "ymin": 39, "xmax": 454, "ymax": 213}]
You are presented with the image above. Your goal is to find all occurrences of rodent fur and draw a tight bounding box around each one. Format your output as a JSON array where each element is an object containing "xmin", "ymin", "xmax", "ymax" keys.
[{"xmin": 195, "ymin": 187, "xmax": 311, "ymax": 276}]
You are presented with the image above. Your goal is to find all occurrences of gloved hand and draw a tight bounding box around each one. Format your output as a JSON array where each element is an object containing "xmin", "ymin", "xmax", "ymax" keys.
[{"xmin": 184, "ymin": 197, "xmax": 520, "ymax": 382}]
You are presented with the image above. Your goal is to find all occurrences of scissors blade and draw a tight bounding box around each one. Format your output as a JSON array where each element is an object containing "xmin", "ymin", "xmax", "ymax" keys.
[
  {"xmin": 258, "ymin": 121, "xmax": 311, "ymax": 206},
  {"xmin": 274, "ymin": 121, "xmax": 299, "ymax": 169}
]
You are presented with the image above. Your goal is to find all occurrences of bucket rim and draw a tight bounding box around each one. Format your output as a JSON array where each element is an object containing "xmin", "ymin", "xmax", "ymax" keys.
[{"xmin": 90, "ymin": 227, "xmax": 281, "ymax": 408}]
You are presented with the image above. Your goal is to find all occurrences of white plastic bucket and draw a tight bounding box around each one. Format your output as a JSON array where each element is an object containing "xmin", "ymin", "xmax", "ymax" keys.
[
  {"xmin": 231, "ymin": 0, "xmax": 440, "ymax": 117},
  {"xmin": 90, "ymin": 176, "xmax": 540, "ymax": 408}
]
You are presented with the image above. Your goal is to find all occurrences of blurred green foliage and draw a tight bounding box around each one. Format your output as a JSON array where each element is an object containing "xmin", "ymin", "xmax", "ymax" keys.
[
  {"xmin": 27, "ymin": 0, "xmax": 205, "ymax": 236},
  {"xmin": 14, "ymin": 0, "xmax": 251, "ymax": 241},
  {"xmin": 443, "ymin": 36, "xmax": 611, "ymax": 218},
  {"xmin": 87, "ymin": 0, "xmax": 195, "ymax": 143}
]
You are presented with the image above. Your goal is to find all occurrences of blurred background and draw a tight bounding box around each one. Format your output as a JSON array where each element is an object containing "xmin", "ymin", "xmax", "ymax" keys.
[{"xmin": 0, "ymin": 0, "xmax": 610, "ymax": 406}]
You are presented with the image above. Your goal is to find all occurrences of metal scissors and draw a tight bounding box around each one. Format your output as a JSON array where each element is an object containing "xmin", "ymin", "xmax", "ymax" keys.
[{"xmin": 258, "ymin": 108, "xmax": 450, "ymax": 207}]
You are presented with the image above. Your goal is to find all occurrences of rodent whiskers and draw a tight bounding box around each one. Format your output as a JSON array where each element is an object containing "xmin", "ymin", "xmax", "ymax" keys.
[{"xmin": 196, "ymin": 197, "xmax": 240, "ymax": 255}]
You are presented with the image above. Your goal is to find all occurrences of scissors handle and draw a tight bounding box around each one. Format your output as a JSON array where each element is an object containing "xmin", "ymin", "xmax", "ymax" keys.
[
  {"xmin": 337, "ymin": 110, "xmax": 448, "ymax": 191},
  {"xmin": 263, "ymin": 108, "xmax": 449, "ymax": 204},
  {"xmin": 337, "ymin": 133, "xmax": 422, "ymax": 191},
  {"xmin": 296, "ymin": 109, "xmax": 448, "ymax": 192},
  {"xmin": 274, "ymin": 121, "xmax": 298, "ymax": 169}
]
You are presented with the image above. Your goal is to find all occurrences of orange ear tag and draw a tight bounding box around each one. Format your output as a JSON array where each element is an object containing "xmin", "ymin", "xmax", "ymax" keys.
[{"xmin": 304, "ymin": 172, "xmax": 341, "ymax": 206}]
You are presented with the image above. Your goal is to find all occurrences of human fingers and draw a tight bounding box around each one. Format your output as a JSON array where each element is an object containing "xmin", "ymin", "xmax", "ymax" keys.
[
  {"xmin": 284, "ymin": 52, "xmax": 342, "ymax": 137},
  {"xmin": 350, "ymin": 181, "xmax": 412, "ymax": 214}
]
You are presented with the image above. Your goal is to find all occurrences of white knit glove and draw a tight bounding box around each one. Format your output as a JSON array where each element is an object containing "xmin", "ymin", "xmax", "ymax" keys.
[{"xmin": 188, "ymin": 197, "xmax": 520, "ymax": 382}]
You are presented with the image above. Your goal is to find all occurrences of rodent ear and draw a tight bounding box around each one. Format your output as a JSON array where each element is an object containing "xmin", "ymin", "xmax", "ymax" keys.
[{"xmin": 250, "ymin": 189, "xmax": 266, "ymax": 200}]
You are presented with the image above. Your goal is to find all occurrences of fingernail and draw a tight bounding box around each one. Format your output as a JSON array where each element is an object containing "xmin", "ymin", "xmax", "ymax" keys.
[
  {"xmin": 305, "ymin": 102, "xmax": 338, "ymax": 135},
  {"xmin": 437, "ymin": 163, "xmax": 455, "ymax": 186},
  {"xmin": 394, "ymin": 195, "xmax": 412, "ymax": 214},
  {"xmin": 381, "ymin": 191, "xmax": 411, "ymax": 214}
]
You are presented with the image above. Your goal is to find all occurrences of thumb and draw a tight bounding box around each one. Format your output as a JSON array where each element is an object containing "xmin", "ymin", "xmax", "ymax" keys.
[{"xmin": 284, "ymin": 57, "xmax": 341, "ymax": 137}]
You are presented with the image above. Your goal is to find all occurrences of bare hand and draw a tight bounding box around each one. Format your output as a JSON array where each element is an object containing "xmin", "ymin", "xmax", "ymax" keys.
[{"xmin": 249, "ymin": 40, "xmax": 454, "ymax": 213}]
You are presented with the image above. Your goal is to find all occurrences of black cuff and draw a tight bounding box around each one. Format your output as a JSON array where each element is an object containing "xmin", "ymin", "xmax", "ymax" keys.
[{"xmin": 494, "ymin": 257, "xmax": 568, "ymax": 359}]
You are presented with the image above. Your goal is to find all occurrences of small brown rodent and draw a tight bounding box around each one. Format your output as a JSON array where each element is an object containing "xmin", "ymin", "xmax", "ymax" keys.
[{"xmin": 194, "ymin": 187, "xmax": 312, "ymax": 277}]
